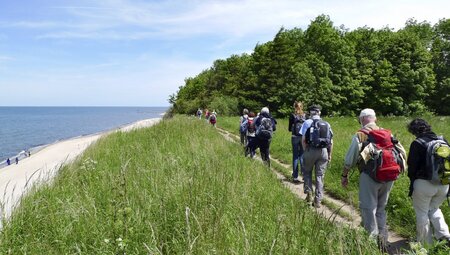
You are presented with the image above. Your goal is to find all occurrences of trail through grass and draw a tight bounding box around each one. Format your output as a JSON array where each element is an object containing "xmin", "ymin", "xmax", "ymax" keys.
[
  {"xmin": 0, "ymin": 116, "xmax": 381, "ymax": 254},
  {"xmin": 218, "ymin": 115, "xmax": 450, "ymax": 238}
]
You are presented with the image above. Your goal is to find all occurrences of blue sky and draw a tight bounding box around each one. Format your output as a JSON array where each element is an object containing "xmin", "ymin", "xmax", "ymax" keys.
[{"xmin": 0, "ymin": 0, "xmax": 448, "ymax": 106}]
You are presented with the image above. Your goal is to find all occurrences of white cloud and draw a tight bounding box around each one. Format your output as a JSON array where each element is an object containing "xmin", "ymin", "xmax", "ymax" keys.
[
  {"xmin": 0, "ymin": 56, "xmax": 13, "ymax": 62},
  {"xmin": 2, "ymin": 0, "xmax": 450, "ymax": 106},
  {"xmin": 5, "ymin": 0, "xmax": 450, "ymax": 41}
]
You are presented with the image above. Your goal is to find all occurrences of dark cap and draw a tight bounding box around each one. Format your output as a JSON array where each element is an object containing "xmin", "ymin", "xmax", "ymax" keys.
[{"xmin": 309, "ymin": 104, "xmax": 322, "ymax": 112}]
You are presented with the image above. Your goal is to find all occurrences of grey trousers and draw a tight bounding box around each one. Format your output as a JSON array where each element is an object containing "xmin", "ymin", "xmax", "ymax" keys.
[
  {"xmin": 413, "ymin": 179, "xmax": 450, "ymax": 245},
  {"xmin": 359, "ymin": 172, "xmax": 393, "ymax": 243},
  {"xmin": 303, "ymin": 147, "xmax": 328, "ymax": 202}
]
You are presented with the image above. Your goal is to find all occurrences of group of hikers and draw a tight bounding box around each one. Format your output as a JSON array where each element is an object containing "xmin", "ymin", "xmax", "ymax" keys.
[
  {"xmin": 238, "ymin": 102, "xmax": 450, "ymax": 251},
  {"xmin": 196, "ymin": 108, "xmax": 217, "ymax": 127},
  {"xmin": 239, "ymin": 107, "xmax": 277, "ymax": 166}
]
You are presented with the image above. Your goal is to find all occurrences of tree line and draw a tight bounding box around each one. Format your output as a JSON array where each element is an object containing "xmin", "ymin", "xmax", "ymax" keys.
[{"xmin": 169, "ymin": 15, "xmax": 450, "ymax": 117}]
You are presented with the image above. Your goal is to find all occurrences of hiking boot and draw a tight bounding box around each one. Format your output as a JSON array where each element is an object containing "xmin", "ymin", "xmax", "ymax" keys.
[
  {"xmin": 305, "ymin": 192, "xmax": 312, "ymax": 203},
  {"xmin": 313, "ymin": 199, "xmax": 321, "ymax": 208},
  {"xmin": 438, "ymin": 237, "xmax": 450, "ymax": 247},
  {"xmin": 292, "ymin": 177, "xmax": 301, "ymax": 184},
  {"xmin": 377, "ymin": 236, "xmax": 389, "ymax": 253}
]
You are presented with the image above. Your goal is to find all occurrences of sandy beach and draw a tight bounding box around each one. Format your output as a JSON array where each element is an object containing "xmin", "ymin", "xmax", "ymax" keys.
[{"xmin": 0, "ymin": 117, "xmax": 161, "ymax": 223}]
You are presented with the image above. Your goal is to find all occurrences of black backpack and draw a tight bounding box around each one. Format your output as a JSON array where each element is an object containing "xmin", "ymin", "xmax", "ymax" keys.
[
  {"xmin": 305, "ymin": 119, "xmax": 331, "ymax": 148},
  {"xmin": 292, "ymin": 114, "xmax": 305, "ymax": 136},
  {"xmin": 256, "ymin": 117, "xmax": 273, "ymax": 140}
]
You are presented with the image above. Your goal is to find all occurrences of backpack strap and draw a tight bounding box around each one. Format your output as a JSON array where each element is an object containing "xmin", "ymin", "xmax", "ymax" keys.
[
  {"xmin": 415, "ymin": 137, "xmax": 427, "ymax": 148},
  {"xmin": 358, "ymin": 128, "xmax": 370, "ymax": 135}
]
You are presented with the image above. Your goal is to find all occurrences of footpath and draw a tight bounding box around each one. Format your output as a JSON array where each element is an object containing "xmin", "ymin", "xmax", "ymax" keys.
[{"xmin": 217, "ymin": 127, "xmax": 410, "ymax": 255}]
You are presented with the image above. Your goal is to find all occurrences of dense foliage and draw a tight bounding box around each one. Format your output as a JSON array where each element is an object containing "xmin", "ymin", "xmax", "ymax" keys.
[{"xmin": 170, "ymin": 15, "xmax": 450, "ymax": 117}]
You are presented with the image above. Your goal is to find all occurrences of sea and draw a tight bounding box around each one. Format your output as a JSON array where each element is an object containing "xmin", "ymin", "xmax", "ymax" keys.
[{"xmin": 0, "ymin": 106, "xmax": 167, "ymax": 168}]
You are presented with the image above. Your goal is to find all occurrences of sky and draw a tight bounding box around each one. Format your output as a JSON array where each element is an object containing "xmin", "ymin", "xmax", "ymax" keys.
[{"xmin": 0, "ymin": 0, "xmax": 449, "ymax": 107}]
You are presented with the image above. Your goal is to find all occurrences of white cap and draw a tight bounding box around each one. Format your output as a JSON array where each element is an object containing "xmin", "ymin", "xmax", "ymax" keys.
[
  {"xmin": 359, "ymin": 108, "xmax": 376, "ymax": 118},
  {"xmin": 261, "ymin": 107, "xmax": 269, "ymax": 114}
]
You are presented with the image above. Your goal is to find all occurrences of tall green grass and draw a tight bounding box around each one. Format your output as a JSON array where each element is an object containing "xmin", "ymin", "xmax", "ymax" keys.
[
  {"xmin": 0, "ymin": 116, "xmax": 380, "ymax": 254},
  {"xmin": 218, "ymin": 115, "xmax": 450, "ymax": 238}
]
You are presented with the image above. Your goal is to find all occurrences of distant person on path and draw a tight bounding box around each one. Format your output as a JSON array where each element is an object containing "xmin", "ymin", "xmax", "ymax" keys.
[
  {"xmin": 6, "ymin": 158, "xmax": 10, "ymax": 165},
  {"xmin": 205, "ymin": 109, "xmax": 210, "ymax": 122},
  {"xmin": 406, "ymin": 118, "xmax": 450, "ymax": 246},
  {"xmin": 245, "ymin": 112, "xmax": 257, "ymax": 158},
  {"xmin": 15, "ymin": 157, "xmax": 18, "ymax": 164},
  {"xmin": 197, "ymin": 108, "xmax": 202, "ymax": 119},
  {"xmin": 300, "ymin": 104, "xmax": 333, "ymax": 208},
  {"xmin": 341, "ymin": 108, "xmax": 406, "ymax": 251},
  {"xmin": 288, "ymin": 101, "xmax": 306, "ymax": 183},
  {"xmin": 209, "ymin": 111, "xmax": 217, "ymax": 127},
  {"xmin": 254, "ymin": 107, "xmax": 277, "ymax": 167},
  {"xmin": 239, "ymin": 108, "xmax": 249, "ymax": 146}
]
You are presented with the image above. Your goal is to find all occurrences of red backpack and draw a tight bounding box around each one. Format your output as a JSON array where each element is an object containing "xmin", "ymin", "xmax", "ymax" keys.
[
  {"xmin": 359, "ymin": 129, "xmax": 403, "ymax": 182},
  {"xmin": 247, "ymin": 118, "xmax": 255, "ymax": 133}
]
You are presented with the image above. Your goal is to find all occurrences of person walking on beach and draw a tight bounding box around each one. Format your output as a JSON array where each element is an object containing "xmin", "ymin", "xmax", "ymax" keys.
[
  {"xmin": 245, "ymin": 112, "xmax": 257, "ymax": 158},
  {"xmin": 15, "ymin": 157, "xmax": 18, "ymax": 164},
  {"xmin": 341, "ymin": 108, "xmax": 406, "ymax": 251},
  {"xmin": 239, "ymin": 108, "xmax": 249, "ymax": 146},
  {"xmin": 254, "ymin": 107, "xmax": 277, "ymax": 166},
  {"xmin": 6, "ymin": 158, "xmax": 10, "ymax": 165},
  {"xmin": 406, "ymin": 118, "xmax": 450, "ymax": 246},
  {"xmin": 288, "ymin": 101, "xmax": 306, "ymax": 183},
  {"xmin": 300, "ymin": 105, "xmax": 333, "ymax": 208}
]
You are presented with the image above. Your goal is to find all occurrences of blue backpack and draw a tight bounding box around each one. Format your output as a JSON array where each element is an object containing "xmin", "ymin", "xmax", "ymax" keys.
[{"xmin": 240, "ymin": 117, "xmax": 248, "ymax": 134}]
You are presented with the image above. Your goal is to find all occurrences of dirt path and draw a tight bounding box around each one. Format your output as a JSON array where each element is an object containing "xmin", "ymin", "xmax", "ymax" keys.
[{"xmin": 217, "ymin": 127, "xmax": 410, "ymax": 255}]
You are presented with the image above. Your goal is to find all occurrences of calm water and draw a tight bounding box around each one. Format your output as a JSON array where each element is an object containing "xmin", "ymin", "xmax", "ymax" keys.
[{"xmin": 0, "ymin": 107, "xmax": 167, "ymax": 165}]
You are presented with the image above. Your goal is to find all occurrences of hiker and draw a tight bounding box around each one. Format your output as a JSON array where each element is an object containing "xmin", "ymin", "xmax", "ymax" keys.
[
  {"xmin": 288, "ymin": 101, "xmax": 306, "ymax": 183},
  {"xmin": 239, "ymin": 108, "xmax": 249, "ymax": 145},
  {"xmin": 406, "ymin": 118, "xmax": 450, "ymax": 246},
  {"xmin": 6, "ymin": 158, "xmax": 10, "ymax": 166},
  {"xmin": 254, "ymin": 107, "xmax": 277, "ymax": 166},
  {"xmin": 209, "ymin": 111, "xmax": 217, "ymax": 127},
  {"xmin": 197, "ymin": 108, "xmax": 202, "ymax": 119},
  {"xmin": 205, "ymin": 109, "xmax": 210, "ymax": 122},
  {"xmin": 245, "ymin": 112, "xmax": 257, "ymax": 158},
  {"xmin": 341, "ymin": 108, "xmax": 406, "ymax": 251},
  {"xmin": 300, "ymin": 104, "xmax": 333, "ymax": 208}
]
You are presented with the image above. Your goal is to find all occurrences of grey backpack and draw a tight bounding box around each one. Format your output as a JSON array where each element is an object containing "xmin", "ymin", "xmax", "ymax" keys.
[{"xmin": 416, "ymin": 137, "xmax": 450, "ymax": 185}]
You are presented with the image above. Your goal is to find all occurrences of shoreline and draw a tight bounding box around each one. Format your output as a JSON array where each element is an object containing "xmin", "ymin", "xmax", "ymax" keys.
[
  {"xmin": 0, "ymin": 114, "xmax": 166, "ymax": 169},
  {"xmin": 0, "ymin": 117, "xmax": 162, "ymax": 223}
]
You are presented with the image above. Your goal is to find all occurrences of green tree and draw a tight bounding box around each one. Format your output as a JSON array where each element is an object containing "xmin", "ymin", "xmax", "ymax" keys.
[
  {"xmin": 431, "ymin": 18, "xmax": 450, "ymax": 114},
  {"xmin": 304, "ymin": 15, "xmax": 363, "ymax": 115},
  {"xmin": 382, "ymin": 26, "xmax": 435, "ymax": 114}
]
